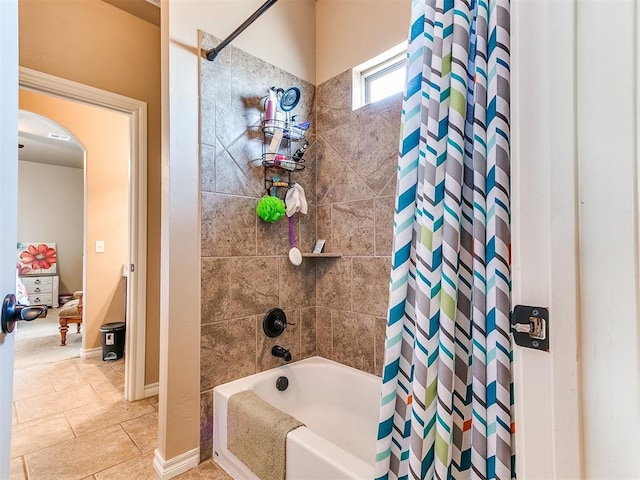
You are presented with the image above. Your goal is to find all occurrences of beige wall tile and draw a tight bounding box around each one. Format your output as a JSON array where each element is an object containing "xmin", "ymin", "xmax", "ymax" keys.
[
  {"xmin": 229, "ymin": 257, "xmax": 280, "ymax": 318},
  {"xmin": 316, "ymin": 307, "xmax": 333, "ymax": 359},
  {"xmin": 352, "ymin": 257, "xmax": 391, "ymax": 317},
  {"xmin": 316, "ymin": 70, "xmax": 357, "ymax": 133},
  {"xmin": 322, "ymin": 114, "xmax": 398, "ymax": 195},
  {"xmin": 201, "ymin": 142, "xmax": 215, "ymax": 193},
  {"xmin": 215, "ymin": 102, "xmax": 260, "ymax": 150},
  {"xmin": 200, "ymin": 390, "xmax": 213, "ymax": 462},
  {"xmin": 298, "ymin": 206, "xmax": 317, "ymax": 254},
  {"xmin": 380, "ymin": 173, "xmax": 398, "ymax": 197},
  {"xmin": 316, "ymin": 257, "xmax": 352, "ymax": 310},
  {"xmin": 256, "ymin": 216, "xmax": 291, "ymax": 257},
  {"xmin": 331, "ymin": 200, "xmax": 375, "ymax": 256},
  {"xmin": 200, "ymin": 96, "xmax": 216, "ymax": 149},
  {"xmin": 203, "ymin": 257, "xmax": 280, "ymax": 323},
  {"xmin": 230, "ymin": 47, "xmax": 284, "ymax": 112},
  {"xmin": 199, "ymin": 33, "xmax": 232, "ymax": 107},
  {"xmin": 201, "ymin": 257, "xmax": 232, "ymax": 324},
  {"xmin": 201, "ymin": 193, "xmax": 257, "ymax": 257},
  {"xmin": 300, "ymin": 307, "xmax": 317, "ymax": 359},
  {"xmin": 332, "ymin": 310, "xmax": 375, "ymax": 374},
  {"xmin": 375, "ymin": 196, "xmax": 396, "ymax": 256},
  {"xmin": 316, "ymin": 205, "xmax": 332, "ymax": 252},
  {"xmin": 370, "ymin": 91, "xmax": 403, "ymax": 126},
  {"xmin": 227, "ymin": 134, "xmax": 265, "ymax": 196},
  {"xmin": 316, "ymin": 139, "xmax": 374, "ymax": 205},
  {"xmin": 279, "ymin": 258, "xmax": 316, "ymax": 309},
  {"xmin": 215, "ymin": 146, "xmax": 256, "ymax": 197},
  {"xmin": 293, "ymin": 140, "xmax": 317, "ymax": 205},
  {"xmin": 375, "ymin": 316, "xmax": 388, "ymax": 377},
  {"xmin": 280, "ymin": 70, "xmax": 317, "ymax": 135},
  {"xmin": 200, "ymin": 317, "xmax": 257, "ymax": 390}
]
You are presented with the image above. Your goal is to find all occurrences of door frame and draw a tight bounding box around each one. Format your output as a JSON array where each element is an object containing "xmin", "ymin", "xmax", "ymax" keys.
[{"xmin": 18, "ymin": 67, "xmax": 148, "ymax": 401}]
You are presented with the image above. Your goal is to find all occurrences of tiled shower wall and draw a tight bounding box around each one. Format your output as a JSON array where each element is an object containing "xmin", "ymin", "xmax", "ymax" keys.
[
  {"xmin": 199, "ymin": 32, "xmax": 318, "ymax": 461},
  {"xmin": 198, "ymin": 31, "xmax": 402, "ymax": 460},
  {"xmin": 314, "ymin": 71, "xmax": 402, "ymax": 377}
]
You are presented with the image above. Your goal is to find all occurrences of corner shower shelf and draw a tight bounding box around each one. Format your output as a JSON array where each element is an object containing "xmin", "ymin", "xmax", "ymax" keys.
[{"xmin": 301, "ymin": 253, "xmax": 342, "ymax": 258}]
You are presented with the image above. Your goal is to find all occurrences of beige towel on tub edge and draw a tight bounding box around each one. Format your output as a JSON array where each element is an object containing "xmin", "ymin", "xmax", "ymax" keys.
[{"xmin": 227, "ymin": 389, "xmax": 304, "ymax": 480}]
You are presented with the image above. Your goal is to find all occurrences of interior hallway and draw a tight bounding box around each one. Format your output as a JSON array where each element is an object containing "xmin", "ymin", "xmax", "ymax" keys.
[{"xmin": 9, "ymin": 356, "xmax": 231, "ymax": 479}]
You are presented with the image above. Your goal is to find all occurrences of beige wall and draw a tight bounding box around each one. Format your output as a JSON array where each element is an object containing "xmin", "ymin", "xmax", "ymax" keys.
[
  {"xmin": 19, "ymin": 89, "xmax": 129, "ymax": 352},
  {"xmin": 316, "ymin": 0, "xmax": 411, "ymax": 84},
  {"xmin": 20, "ymin": 0, "xmax": 161, "ymax": 384},
  {"xmin": 17, "ymin": 161, "xmax": 84, "ymax": 293}
]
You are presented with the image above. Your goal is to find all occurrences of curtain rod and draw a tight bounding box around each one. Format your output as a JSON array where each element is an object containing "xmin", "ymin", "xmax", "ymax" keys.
[{"xmin": 203, "ymin": 0, "xmax": 279, "ymax": 62}]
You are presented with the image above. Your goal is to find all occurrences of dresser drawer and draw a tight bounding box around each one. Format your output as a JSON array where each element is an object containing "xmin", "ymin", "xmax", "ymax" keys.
[
  {"xmin": 26, "ymin": 284, "xmax": 52, "ymax": 295},
  {"xmin": 22, "ymin": 276, "xmax": 54, "ymax": 288},
  {"xmin": 29, "ymin": 293, "xmax": 54, "ymax": 306}
]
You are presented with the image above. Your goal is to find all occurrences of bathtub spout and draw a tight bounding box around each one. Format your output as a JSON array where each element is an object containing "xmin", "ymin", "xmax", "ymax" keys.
[{"xmin": 272, "ymin": 345, "xmax": 292, "ymax": 362}]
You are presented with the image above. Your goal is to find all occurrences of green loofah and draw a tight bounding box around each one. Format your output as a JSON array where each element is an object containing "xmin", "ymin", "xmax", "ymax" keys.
[{"xmin": 256, "ymin": 195, "xmax": 286, "ymax": 223}]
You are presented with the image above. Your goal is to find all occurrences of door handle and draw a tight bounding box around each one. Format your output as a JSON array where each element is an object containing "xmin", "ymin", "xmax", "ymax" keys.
[{"xmin": 1, "ymin": 294, "xmax": 48, "ymax": 334}]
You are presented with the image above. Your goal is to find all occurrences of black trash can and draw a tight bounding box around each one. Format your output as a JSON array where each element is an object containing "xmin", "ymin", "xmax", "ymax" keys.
[{"xmin": 100, "ymin": 321, "xmax": 126, "ymax": 361}]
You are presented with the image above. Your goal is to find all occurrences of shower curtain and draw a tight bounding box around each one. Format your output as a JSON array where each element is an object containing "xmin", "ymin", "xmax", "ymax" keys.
[{"xmin": 375, "ymin": 0, "xmax": 513, "ymax": 479}]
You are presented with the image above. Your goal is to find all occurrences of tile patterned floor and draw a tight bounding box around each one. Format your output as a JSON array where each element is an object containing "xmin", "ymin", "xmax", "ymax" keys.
[{"xmin": 10, "ymin": 356, "xmax": 231, "ymax": 480}]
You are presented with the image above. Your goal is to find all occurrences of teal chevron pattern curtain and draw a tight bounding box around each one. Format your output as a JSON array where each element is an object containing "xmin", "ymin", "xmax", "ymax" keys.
[{"xmin": 375, "ymin": 0, "xmax": 513, "ymax": 479}]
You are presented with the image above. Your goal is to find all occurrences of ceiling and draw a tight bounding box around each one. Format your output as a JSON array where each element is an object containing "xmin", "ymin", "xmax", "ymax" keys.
[
  {"xmin": 18, "ymin": 111, "xmax": 85, "ymax": 169},
  {"xmin": 101, "ymin": 0, "xmax": 160, "ymax": 26}
]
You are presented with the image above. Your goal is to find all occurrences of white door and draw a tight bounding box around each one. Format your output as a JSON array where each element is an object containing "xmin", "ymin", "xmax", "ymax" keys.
[{"xmin": 0, "ymin": 0, "xmax": 19, "ymax": 478}]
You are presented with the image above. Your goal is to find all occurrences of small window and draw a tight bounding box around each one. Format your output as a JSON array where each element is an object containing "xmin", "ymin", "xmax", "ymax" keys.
[
  {"xmin": 353, "ymin": 42, "xmax": 407, "ymax": 109},
  {"xmin": 362, "ymin": 54, "xmax": 406, "ymax": 104}
]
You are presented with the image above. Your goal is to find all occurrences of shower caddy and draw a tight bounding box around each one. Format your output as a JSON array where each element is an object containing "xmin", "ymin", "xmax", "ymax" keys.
[
  {"xmin": 256, "ymin": 86, "xmax": 342, "ymax": 260},
  {"xmin": 257, "ymin": 86, "xmax": 309, "ymax": 196}
]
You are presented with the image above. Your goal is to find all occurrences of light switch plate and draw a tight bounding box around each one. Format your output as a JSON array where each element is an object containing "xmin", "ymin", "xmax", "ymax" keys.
[{"xmin": 95, "ymin": 240, "xmax": 105, "ymax": 253}]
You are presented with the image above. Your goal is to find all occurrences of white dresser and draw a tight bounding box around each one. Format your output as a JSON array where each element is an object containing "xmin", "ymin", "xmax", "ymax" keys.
[{"xmin": 21, "ymin": 275, "xmax": 59, "ymax": 308}]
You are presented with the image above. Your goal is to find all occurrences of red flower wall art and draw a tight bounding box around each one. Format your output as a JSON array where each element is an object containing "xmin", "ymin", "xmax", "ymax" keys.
[{"xmin": 17, "ymin": 242, "xmax": 57, "ymax": 275}]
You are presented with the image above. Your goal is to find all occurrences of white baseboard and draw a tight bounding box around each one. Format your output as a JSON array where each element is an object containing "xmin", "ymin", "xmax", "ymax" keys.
[
  {"xmin": 144, "ymin": 382, "xmax": 159, "ymax": 397},
  {"xmin": 80, "ymin": 346, "xmax": 102, "ymax": 359},
  {"xmin": 153, "ymin": 447, "xmax": 200, "ymax": 479}
]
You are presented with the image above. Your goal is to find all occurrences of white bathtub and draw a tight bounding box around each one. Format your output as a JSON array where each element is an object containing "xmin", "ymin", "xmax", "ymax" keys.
[{"xmin": 213, "ymin": 356, "xmax": 381, "ymax": 480}]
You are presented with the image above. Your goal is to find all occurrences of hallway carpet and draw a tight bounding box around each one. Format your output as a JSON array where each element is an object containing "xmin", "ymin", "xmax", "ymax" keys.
[{"xmin": 13, "ymin": 307, "xmax": 81, "ymax": 370}]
